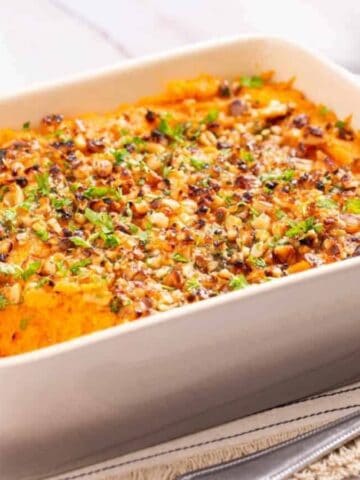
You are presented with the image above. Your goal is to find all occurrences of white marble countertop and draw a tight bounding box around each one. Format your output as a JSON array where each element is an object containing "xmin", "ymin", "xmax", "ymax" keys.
[{"xmin": 0, "ymin": 0, "xmax": 358, "ymax": 95}]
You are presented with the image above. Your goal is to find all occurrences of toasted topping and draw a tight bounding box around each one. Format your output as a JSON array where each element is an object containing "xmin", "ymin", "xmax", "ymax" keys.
[{"xmin": 0, "ymin": 73, "xmax": 359, "ymax": 356}]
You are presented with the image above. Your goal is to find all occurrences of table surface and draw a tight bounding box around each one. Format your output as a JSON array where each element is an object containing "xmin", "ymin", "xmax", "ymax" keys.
[{"xmin": 0, "ymin": 0, "xmax": 359, "ymax": 94}]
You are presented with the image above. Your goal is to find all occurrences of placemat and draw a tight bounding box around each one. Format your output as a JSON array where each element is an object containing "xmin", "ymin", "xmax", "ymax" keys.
[{"xmin": 49, "ymin": 381, "xmax": 360, "ymax": 480}]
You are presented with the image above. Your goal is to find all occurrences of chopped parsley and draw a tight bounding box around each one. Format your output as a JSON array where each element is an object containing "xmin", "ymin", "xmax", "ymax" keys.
[
  {"xmin": 158, "ymin": 118, "xmax": 173, "ymax": 137},
  {"xmin": 128, "ymin": 223, "xmax": 139, "ymax": 234},
  {"xmin": 162, "ymin": 165, "xmax": 173, "ymax": 178},
  {"xmin": 261, "ymin": 169, "xmax": 295, "ymax": 183},
  {"xmin": 186, "ymin": 277, "xmax": 200, "ymax": 292},
  {"xmin": 70, "ymin": 259, "xmax": 91, "ymax": 275},
  {"xmin": 100, "ymin": 232, "xmax": 120, "ymax": 248},
  {"xmin": 190, "ymin": 157, "xmax": 208, "ymax": 171},
  {"xmin": 172, "ymin": 252, "xmax": 189, "ymax": 263},
  {"xmin": 249, "ymin": 256, "xmax": 266, "ymax": 268},
  {"xmin": 22, "ymin": 261, "xmax": 41, "ymax": 281},
  {"xmin": 36, "ymin": 277, "xmax": 50, "ymax": 288},
  {"xmin": 249, "ymin": 206, "xmax": 260, "ymax": 217},
  {"xmin": 85, "ymin": 208, "xmax": 113, "ymax": 233},
  {"xmin": 84, "ymin": 186, "xmax": 121, "ymax": 199},
  {"xmin": 70, "ymin": 236, "xmax": 92, "ymax": 248},
  {"xmin": 318, "ymin": 105, "xmax": 329, "ymax": 116},
  {"xmin": 335, "ymin": 120, "xmax": 346, "ymax": 130},
  {"xmin": 111, "ymin": 148, "xmax": 129, "ymax": 165},
  {"xmin": 229, "ymin": 275, "xmax": 248, "ymax": 290},
  {"xmin": 286, "ymin": 217, "xmax": 322, "ymax": 238},
  {"xmin": 35, "ymin": 173, "xmax": 50, "ymax": 196},
  {"xmin": 22, "ymin": 121, "xmax": 30, "ymax": 130},
  {"xmin": 239, "ymin": 75, "xmax": 263, "ymax": 88},
  {"xmin": 240, "ymin": 150, "xmax": 254, "ymax": 163},
  {"xmin": 202, "ymin": 108, "xmax": 219, "ymax": 124},
  {"xmin": 34, "ymin": 228, "xmax": 49, "ymax": 242},
  {"xmin": 158, "ymin": 118, "xmax": 184, "ymax": 141},
  {"xmin": 51, "ymin": 197, "xmax": 72, "ymax": 210}
]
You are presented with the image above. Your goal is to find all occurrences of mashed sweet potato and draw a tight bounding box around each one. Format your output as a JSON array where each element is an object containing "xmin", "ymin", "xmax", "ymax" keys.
[{"xmin": 0, "ymin": 74, "xmax": 359, "ymax": 356}]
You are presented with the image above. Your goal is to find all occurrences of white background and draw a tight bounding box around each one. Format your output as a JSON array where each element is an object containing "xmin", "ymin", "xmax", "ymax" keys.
[{"xmin": 0, "ymin": 0, "xmax": 358, "ymax": 94}]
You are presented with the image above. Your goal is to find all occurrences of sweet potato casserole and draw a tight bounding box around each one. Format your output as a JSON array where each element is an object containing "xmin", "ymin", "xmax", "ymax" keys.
[{"xmin": 0, "ymin": 74, "xmax": 359, "ymax": 356}]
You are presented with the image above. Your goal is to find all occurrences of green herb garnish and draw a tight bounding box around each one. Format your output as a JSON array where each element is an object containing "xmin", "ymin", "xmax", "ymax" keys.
[
  {"xmin": 229, "ymin": 275, "xmax": 248, "ymax": 290},
  {"xmin": 202, "ymin": 108, "xmax": 219, "ymax": 124},
  {"xmin": 172, "ymin": 252, "xmax": 189, "ymax": 263},
  {"xmin": 34, "ymin": 228, "xmax": 49, "ymax": 242},
  {"xmin": 286, "ymin": 217, "xmax": 322, "ymax": 238},
  {"xmin": 22, "ymin": 121, "xmax": 30, "ymax": 130},
  {"xmin": 318, "ymin": 105, "xmax": 329, "ymax": 116},
  {"xmin": 190, "ymin": 157, "xmax": 208, "ymax": 171},
  {"xmin": 83, "ymin": 186, "xmax": 121, "ymax": 200},
  {"xmin": 249, "ymin": 206, "xmax": 260, "ymax": 217},
  {"xmin": 162, "ymin": 165, "xmax": 173, "ymax": 178},
  {"xmin": 22, "ymin": 261, "xmax": 41, "ymax": 281},
  {"xmin": 128, "ymin": 223, "xmax": 138, "ymax": 234},
  {"xmin": 335, "ymin": 120, "xmax": 346, "ymax": 130},
  {"xmin": 55, "ymin": 260, "xmax": 67, "ymax": 276},
  {"xmin": 84, "ymin": 186, "xmax": 112, "ymax": 199},
  {"xmin": 239, "ymin": 75, "xmax": 263, "ymax": 88},
  {"xmin": 249, "ymin": 256, "xmax": 266, "ymax": 268},
  {"xmin": 85, "ymin": 208, "xmax": 113, "ymax": 233},
  {"xmin": 186, "ymin": 277, "xmax": 200, "ymax": 292},
  {"xmin": 35, "ymin": 173, "xmax": 50, "ymax": 196},
  {"xmin": 240, "ymin": 150, "xmax": 254, "ymax": 163},
  {"xmin": 36, "ymin": 277, "xmax": 50, "ymax": 288},
  {"xmin": 70, "ymin": 236, "xmax": 92, "ymax": 248},
  {"xmin": 70, "ymin": 183, "xmax": 81, "ymax": 192},
  {"xmin": 101, "ymin": 232, "xmax": 120, "ymax": 248},
  {"xmin": 70, "ymin": 259, "xmax": 91, "ymax": 275},
  {"xmin": 111, "ymin": 148, "xmax": 129, "ymax": 165},
  {"xmin": 158, "ymin": 118, "xmax": 184, "ymax": 141},
  {"xmin": 261, "ymin": 169, "xmax": 295, "ymax": 183},
  {"xmin": 51, "ymin": 197, "xmax": 72, "ymax": 210}
]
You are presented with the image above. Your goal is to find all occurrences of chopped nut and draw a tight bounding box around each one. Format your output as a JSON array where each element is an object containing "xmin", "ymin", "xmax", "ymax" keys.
[
  {"xmin": 94, "ymin": 159, "xmax": 113, "ymax": 177},
  {"xmin": 149, "ymin": 211, "xmax": 169, "ymax": 228}
]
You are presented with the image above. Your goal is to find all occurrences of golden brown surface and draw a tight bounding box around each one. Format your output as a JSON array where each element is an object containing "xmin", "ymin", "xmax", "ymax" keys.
[{"xmin": 0, "ymin": 74, "xmax": 359, "ymax": 357}]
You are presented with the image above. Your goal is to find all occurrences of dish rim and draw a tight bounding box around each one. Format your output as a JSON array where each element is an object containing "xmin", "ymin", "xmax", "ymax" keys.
[{"xmin": 0, "ymin": 33, "xmax": 359, "ymax": 367}]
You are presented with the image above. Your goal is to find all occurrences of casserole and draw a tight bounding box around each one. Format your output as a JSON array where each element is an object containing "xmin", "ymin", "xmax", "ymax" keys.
[
  {"xmin": 0, "ymin": 36, "xmax": 360, "ymax": 480},
  {"xmin": 1, "ymin": 71, "xmax": 359, "ymax": 357}
]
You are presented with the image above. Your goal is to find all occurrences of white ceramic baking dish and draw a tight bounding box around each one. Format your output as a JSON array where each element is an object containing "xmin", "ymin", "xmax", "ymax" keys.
[{"xmin": 0, "ymin": 36, "xmax": 360, "ymax": 480}]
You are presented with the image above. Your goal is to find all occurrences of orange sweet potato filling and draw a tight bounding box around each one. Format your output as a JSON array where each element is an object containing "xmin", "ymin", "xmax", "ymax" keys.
[{"xmin": 0, "ymin": 74, "xmax": 359, "ymax": 357}]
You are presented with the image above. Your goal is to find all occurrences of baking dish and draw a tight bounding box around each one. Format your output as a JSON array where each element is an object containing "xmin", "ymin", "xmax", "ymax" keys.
[{"xmin": 0, "ymin": 36, "xmax": 359, "ymax": 480}]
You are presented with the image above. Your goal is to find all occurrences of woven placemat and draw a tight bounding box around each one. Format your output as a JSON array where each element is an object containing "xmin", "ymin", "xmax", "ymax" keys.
[{"xmin": 50, "ymin": 383, "xmax": 360, "ymax": 480}]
